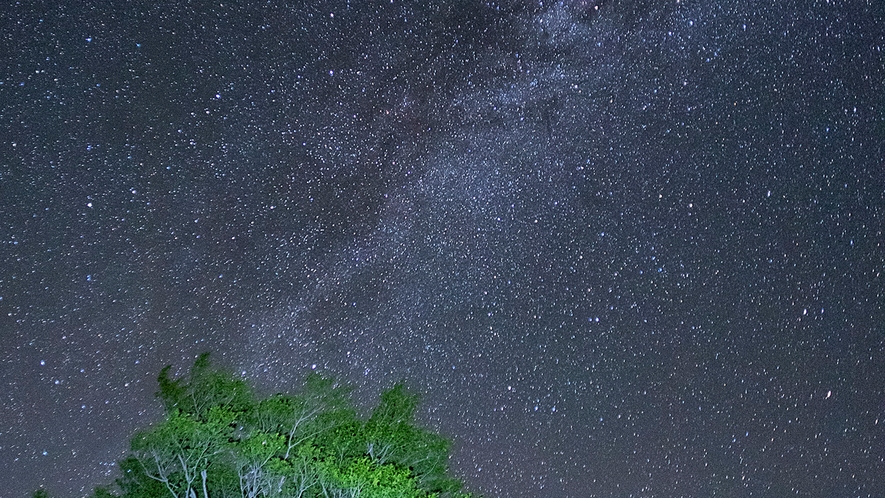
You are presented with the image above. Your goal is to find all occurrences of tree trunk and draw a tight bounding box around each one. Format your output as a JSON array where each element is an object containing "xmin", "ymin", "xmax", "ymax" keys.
[{"xmin": 201, "ymin": 469, "xmax": 209, "ymax": 498}]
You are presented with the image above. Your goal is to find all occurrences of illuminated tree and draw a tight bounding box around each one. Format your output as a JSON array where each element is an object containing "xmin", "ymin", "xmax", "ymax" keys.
[{"xmin": 87, "ymin": 353, "xmax": 480, "ymax": 498}]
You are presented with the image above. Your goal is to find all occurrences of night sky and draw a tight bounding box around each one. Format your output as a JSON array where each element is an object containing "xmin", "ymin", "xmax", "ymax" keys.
[{"xmin": 2, "ymin": 1, "xmax": 884, "ymax": 497}]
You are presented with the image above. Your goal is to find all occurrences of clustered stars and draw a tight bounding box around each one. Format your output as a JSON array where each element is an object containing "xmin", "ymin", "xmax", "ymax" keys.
[{"xmin": 2, "ymin": 0, "xmax": 884, "ymax": 497}]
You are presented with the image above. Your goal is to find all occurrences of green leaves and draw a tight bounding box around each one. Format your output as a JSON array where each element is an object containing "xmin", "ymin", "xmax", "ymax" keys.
[
  {"xmin": 156, "ymin": 352, "xmax": 252, "ymax": 421},
  {"xmin": 130, "ymin": 408, "xmax": 232, "ymax": 498},
  {"xmin": 370, "ymin": 383, "xmax": 419, "ymax": 426},
  {"xmin": 316, "ymin": 456, "xmax": 423, "ymax": 498},
  {"xmin": 107, "ymin": 353, "xmax": 478, "ymax": 498},
  {"xmin": 364, "ymin": 384, "xmax": 462, "ymax": 495},
  {"xmin": 115, "ymin": 456, "xmax": 168, "ymax": 498}
]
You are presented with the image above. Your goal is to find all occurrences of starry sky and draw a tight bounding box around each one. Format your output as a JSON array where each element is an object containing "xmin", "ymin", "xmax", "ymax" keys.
[{"xmin": 2, "ymin": 1, "xmax": 884, "ymax": 497}]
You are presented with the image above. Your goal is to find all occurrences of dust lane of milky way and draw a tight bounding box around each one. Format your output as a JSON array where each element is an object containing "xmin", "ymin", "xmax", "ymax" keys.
[{"xmin": 1, "ymin": 1, "xmax": 883, "ymax": 497}]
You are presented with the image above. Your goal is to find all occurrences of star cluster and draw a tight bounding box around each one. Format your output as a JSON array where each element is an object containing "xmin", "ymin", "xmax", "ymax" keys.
[{"xmin": 1, "ymin": 1, "xmax": 883, "ymax": 497}]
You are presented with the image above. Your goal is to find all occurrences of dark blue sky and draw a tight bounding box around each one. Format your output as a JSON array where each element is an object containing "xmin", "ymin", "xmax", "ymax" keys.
[{"xmin": 2, "ymin": 1, "xmax": 883, "ymax": 497}]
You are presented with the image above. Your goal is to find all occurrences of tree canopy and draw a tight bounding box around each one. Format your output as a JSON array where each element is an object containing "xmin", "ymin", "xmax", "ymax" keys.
[{"xmin": 34, "ymin": 353, "xmax": 479, "ymax": 498}]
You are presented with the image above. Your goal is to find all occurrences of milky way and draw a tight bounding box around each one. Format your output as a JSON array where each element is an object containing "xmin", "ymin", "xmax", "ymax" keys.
[{"xmin": 2, "ymin": 1, "xmax": 883, "ymax": 497}]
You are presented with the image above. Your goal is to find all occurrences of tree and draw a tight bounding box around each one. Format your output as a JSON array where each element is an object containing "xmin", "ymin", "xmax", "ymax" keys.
[
  {"xmin": 130, "ymin": 407, "xmax": 235, "ymax": 498},
  {"xmin": 114, "ymin": 456, "xmax": 168, "ymax": 498},
  {"xmin": 85, "ymin": 353, "xmax": 480, "ymax": 498},
  {"xmin": 249, "ymin": 373, "xmax": 352, "ymax": 459},
  {"xmin": 363, "ymin": 384, "xmax": 462, "ymax": 495},
  {"xmin": 156, "ymin": 353, "xmax": 252, "ymax": 420}
]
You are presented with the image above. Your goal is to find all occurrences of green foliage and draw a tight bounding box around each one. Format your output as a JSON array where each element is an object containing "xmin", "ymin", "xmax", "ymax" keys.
[
  {"xmin": 316, "ymin": 456, "xmax": 423, "ymax": 498},
  {"xmin": 88, "ymin": 488, "xmax": 117, "ymax": 498},
  {"xmin": 156, "ymin": 352, "xmax": 252, "ymax": 421},
  {"xmin": 130, "ymin": 407, "xmax": 234, "ymax": 498},
  {"xmin": 88, "ymin": 353, "xmax": 477, "ymax": 498},
  {"xmin": 115, "ymin": 456, "xmax": 168, "ymax": 498},
  {"xmin": 363, "ymin": 384, "xmax": 462, "ymax": 495}
]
